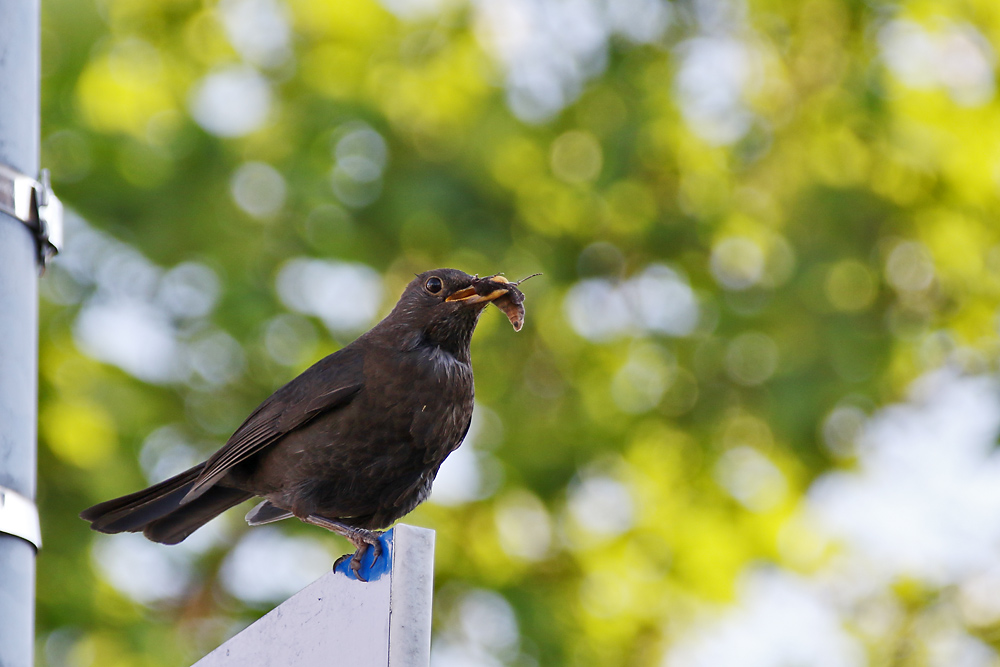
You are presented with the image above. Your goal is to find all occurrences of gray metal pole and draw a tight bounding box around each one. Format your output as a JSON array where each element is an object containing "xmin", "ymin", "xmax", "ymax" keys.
[{"xmin": 0, "ymin": 1, "xmax": 41, "ymax": 666}]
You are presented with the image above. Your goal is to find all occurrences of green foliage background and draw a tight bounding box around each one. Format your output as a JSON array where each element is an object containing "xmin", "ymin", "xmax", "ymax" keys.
[{"xmin": 33, "ymin": 0, "xmax": 1000, "ymax": 664}]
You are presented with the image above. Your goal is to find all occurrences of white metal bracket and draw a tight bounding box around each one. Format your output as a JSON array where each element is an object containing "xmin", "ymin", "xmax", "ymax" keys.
[
  {"xmin": 0, "ymin": 486, "xmax": 41, "ymax": 550},
  {"xmin": 0, "ymin": 163, "xmax": 63, "ymax": 267}
]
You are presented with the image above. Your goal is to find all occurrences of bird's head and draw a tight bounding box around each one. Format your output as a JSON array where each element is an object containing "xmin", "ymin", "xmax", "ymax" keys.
[{"xmin": 383, "ymin": 268, "xmax": 528, "ymax": 357}]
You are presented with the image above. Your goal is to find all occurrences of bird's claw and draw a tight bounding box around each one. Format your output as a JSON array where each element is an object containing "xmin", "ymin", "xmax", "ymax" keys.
[
  {"xmin": 332, "ymin": 552, "xmax": 351, "ymax": 572},
  {"xmin": 349, "ymin": 532, "xmax": 383, "ymax": 581},
  {"xmin": 350, "ymin": 547, "xmax": 367, "ymax": 582}
]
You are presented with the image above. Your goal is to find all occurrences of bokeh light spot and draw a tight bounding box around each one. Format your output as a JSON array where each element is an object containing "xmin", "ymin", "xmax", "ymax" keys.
[
  {"xmin": 711, "ymin": 237, "xmax": 766, "ymax": 291},
  {"xmin": 230, "ymin": 161, "xmax": 287, "ymax": 219},
  {"xmin": 190, "ymin": 65, "xmax": 272, "ymax": 137},
  {"xmin": 825, "ymin": 260, "xmax": 877, "ymax": 312},
  {"xmin": 886, "ymin": 241, "xmax": 935, "ymax": 293},
  {"xmin": 714, "ymin": 446, "xmax": 787, "ymax": 512},
  {"xmin": 494, "ymin": 490, "xmax": 553, "ymax": 561},
  {"xmin": 725, "ymin": 332, "xmax": 779, "ymax": 386},
  {"xmin": 550, "ymin": 130, "xmax": 603, "ymax": 184},
  {"xmin": 275, "ymin": 259, "xmax": 383, "ymax": 333},
  {"xmin": 568, "ymin": 473, "xmax": 634, "ymax": 537}
]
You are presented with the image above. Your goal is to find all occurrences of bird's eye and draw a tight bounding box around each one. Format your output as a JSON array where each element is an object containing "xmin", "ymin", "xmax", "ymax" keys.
[{"xmin": 425, "ymin": 277, "xmax": 443, "ymax": 294}]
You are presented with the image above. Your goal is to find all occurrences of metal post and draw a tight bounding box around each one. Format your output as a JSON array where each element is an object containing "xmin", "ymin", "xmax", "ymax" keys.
[{"xmin": 0, "ymin": 1, "xmax": 41, "ymax": 666}]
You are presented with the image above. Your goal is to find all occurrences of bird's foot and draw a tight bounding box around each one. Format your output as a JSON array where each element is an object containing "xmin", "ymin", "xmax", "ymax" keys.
[
  {"xmin": 330, "ymin": 539, "xmax": 383, "ymax": 581},
  {"xmin": 304, "ymin": 515, "xmax": 384, "ymax": 582}
]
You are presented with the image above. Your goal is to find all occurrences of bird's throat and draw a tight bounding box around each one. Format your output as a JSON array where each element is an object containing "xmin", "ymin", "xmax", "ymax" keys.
[{"xmin": 422, "ymin": 306, "xmax": 482, "ymax": 361}]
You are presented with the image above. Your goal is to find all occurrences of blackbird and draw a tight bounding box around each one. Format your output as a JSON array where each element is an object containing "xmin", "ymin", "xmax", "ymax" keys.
[{"xmin": 81, "ymin": 269, "xmax": 530, "ymax": 579}]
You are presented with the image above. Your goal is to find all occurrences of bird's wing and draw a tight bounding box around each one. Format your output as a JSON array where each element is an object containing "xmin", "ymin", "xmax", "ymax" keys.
[{"xmin": 182, "ymin": 349, "xmax": 365, "ymax": 503}]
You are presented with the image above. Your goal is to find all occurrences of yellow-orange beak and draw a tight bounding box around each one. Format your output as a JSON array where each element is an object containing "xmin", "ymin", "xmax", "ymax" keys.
[{"xmin": 444, "ymin": 275, "xmax": 511, "ymax": 304}]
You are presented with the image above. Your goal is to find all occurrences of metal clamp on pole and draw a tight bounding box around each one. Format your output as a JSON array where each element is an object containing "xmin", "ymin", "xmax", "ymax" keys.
[
  {"xmin": 0, "ymin": 163, "xmax": 64, "ymax": 267},
  {"xmin": 0, "ymin": 486, "xmax": 42, "ymax": 551}
]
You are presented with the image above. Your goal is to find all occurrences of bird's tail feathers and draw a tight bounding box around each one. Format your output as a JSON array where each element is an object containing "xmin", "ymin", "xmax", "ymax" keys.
[
  {"xmin": 142, "ymin": 486, "xmax": 253, "ymax": 544},
  {"xmin": 80, "ymin": 463, "xmax": 252, "ymax": 544}
]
